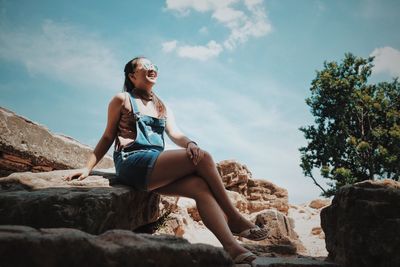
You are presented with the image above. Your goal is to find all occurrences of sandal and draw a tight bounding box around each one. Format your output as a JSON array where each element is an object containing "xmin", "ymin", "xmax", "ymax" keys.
[
  {"xmin": 232, "ymin": 226, "xmax": 269, "ymax": 241},
  {"xmin": 233, "ymin": 251, "xmax": 257, "ymax": 265}
]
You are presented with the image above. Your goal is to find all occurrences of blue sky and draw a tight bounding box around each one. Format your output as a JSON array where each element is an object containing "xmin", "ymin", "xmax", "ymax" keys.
[{"xmin": 1, "ymin": 0, "xmax": 399, "ymax": 204}]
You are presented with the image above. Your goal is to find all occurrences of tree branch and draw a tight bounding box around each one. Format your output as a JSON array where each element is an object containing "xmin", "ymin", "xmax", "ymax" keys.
[{"xmin": 307, "ymin": 172, "xmax": 327, "ymax": 195}]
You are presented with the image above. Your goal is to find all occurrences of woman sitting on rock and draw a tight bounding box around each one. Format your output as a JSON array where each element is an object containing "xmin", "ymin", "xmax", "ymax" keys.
[{"xmin": 65, "ymin": 56, "xmax": 268, "ymax": 265}]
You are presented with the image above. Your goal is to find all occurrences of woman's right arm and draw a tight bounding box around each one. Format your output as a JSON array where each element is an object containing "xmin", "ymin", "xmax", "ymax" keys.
[{"xmin": 64, "ymin": 93, "xmax": 125, "ymax": 181}]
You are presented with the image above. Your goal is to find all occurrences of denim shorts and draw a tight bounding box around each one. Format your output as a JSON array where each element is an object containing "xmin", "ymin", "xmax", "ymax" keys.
[{"xmin": 113, "ymin": 148, "xmax": 162, "ymax": 191}]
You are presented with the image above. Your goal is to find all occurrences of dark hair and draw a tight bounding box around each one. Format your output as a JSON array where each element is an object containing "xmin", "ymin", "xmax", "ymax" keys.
[{"xmin": 123, "ymin": 57, "xmax": 167, "ymax": 119}]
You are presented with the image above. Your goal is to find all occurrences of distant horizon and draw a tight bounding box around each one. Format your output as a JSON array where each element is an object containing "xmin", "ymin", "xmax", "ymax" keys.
[{"xmin": 1, "ymin": 0, "xmax": 399, "ymax": 204}]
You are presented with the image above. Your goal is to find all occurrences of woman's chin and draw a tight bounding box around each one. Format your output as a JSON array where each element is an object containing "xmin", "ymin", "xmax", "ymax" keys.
[{"xmin": 146, "ymin": 77, "xmax": 157, "ymax": 84}]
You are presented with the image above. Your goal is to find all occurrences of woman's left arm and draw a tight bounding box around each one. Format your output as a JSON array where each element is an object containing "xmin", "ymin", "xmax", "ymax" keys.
[{"xmin": 165, "ymin": 105, "xmax": 204, "ymax": 165}]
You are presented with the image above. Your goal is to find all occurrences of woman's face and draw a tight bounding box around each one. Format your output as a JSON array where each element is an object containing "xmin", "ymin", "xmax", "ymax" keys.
[{"xmin": 130, "ymin": 58, "xmax": 158, "ymax": 89}]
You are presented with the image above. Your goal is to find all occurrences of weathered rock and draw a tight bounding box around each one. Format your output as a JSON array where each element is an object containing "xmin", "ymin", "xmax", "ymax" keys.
[
  {"xmin": 310, "ymin": 227, "xmax": 322, "ymax": 236},
  {"xmin": 154, "ymin": 197, "xmax": 219, "ymax": 245},
  {"xmin": 308, "ymin": 199, "xmax": 331, "ymax": 210},
  {"xmin": 240, "ymin": 210, "xmax": 306, "ymax": 254},
  {"xmin": 0, "ymin": 225, "xmax": 233, "ymax": 267},
  {"xmin": 217, "ymin": 159, "xmax": 289, "ymax": 214},
  {"xmin": 252, "ymin": 256, "xmax": 339, "ymax": 267},
  {"xmin": 187, "ymin": 205, "xmax": 202, "ymax": 222},
  {"xmin": 0, "ymin": 169, "xmax": 167, "ymax": 234},
  {"xmin": 155, "ymin": 210, "xmax": 188, "ymax": 237},
  {"xmin": 166, "ymin": 192, "xmax": 297, "ymax": 251},
  {"xmin": 154, "ymin": 196, "xmax": 307, "ymax": 258},
  {"xmin": 227, "ymin": 190, "xmax": 249, "ymax": 213},
  {"xmin": 321, "ymin": 179, "xmax": 400, "ymax": 267},
  {"xmin": 159, "ymin": 195, "xmax": 180, "ymax": 214},
  {"xmin": 0, "ymin": 106, "xmax": 113, "ymax": 177}
]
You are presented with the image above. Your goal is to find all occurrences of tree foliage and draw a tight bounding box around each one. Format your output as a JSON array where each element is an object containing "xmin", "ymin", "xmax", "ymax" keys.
[{"xmin": 299, "ymin": 53, "xmax": 400, "ymax": 197}]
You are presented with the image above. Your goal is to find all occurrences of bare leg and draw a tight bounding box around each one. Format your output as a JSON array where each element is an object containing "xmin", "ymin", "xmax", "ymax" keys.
[
  {"xmin": 153, "ymin": 174, "xmax": 249, "ymax": 259},
  {"xmin": 147, "ymin": 149, "xmax": 255, "ymax": 233}
]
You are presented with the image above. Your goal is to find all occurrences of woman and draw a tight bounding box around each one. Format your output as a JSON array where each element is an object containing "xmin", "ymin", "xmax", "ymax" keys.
[{"xmin": 65, "ymin": 56, "xmax": 268, "ymax": 265}]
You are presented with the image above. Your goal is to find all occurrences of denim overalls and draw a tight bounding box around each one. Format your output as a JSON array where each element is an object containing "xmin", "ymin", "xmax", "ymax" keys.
[{"xmin": 113, "ymin": 92, "xmax": 166, "ymax": 191}]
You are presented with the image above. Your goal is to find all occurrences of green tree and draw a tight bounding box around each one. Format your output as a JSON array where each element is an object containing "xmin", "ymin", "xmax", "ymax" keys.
[{"xmin": 299, "ymin": 53, "xmax": 400, "ymax": 197}]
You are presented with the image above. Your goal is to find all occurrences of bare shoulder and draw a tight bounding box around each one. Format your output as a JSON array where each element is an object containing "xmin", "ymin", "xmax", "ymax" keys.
[
  {"xmin": 114, "ymin": 92, "xmax": 126, "ymax": 102},
  {"xmin": 106, "ymin": 92, "xmax": 127, "ymax": 112},
  {"xmin": 110, "ymin": 92, "xmax": 127, "ymax": 105}
]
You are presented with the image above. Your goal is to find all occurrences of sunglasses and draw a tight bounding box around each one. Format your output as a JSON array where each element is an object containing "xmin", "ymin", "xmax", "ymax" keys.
[{"xmin": 141, "ymin": 62, "xmax": 159, "ymax": 72}]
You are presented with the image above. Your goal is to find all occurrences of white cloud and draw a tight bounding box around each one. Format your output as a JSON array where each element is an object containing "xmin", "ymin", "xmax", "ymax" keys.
[
  {"xmin": 0, "ymin": 20, "xmax": 120, "ymax": 90},
  {"xmin": 165, "ymin": 0, "xmax": 211, "ymax": 14},
  {"xmin": 165, "ymin": 0, "xmax": 238, "ymax": 14},
  {"xmin": 370, "ymin": 46, "xmax": 400, "ymax": 78},
  {"xmin": 212, "ymin": 7, "xmax": 245, "ymax": 25},
  {"xmin": 162, "ymin": 40, "xmax": 178, "ymax": 52},
  {"xmin": 177, "ymin": 40, "xmax": 223, "ymax": 61},
  {"xmin": 223, "ymin": 5, "xmax": 271, "ymax": 50},
  {"xmin": 164, "ymin": 0, "xmax": 272, "ymax": 59}
]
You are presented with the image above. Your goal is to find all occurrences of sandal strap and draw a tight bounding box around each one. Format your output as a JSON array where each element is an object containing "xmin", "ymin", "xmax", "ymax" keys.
[
  {"xmin": 239, "ymin": 226, "xmax": 267, "ymax": 237},
  {"xmin": 232, "ymin": 226, "xmax": 268, "ymax": 242}
]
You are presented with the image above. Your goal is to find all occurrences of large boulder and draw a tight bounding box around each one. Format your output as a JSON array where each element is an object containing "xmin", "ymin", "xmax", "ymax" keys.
[
  {"xmin": 308, "ymin": 199, "xmax": 331, "ymax": 210},
  {"xmin": 0, "ymin": 106, "xmax": 113, "ymax": 177},
  {"xmin": 216, "ymin": 159, "xmax": 289, "ymax": 214},
  {"xmin": 0, "ymin": 225, "xmax": 233, "ymax": 267},
  {"xmin": 321, "ymin": 179, "xmax": 400, "ymax": 267},
  {"xmin": 243, "ymin": 209, "xmax": 306, "ymax": 255},
  {"xmin": 0, "ymin": 169, "xmax": 168, "ymax": 234}
]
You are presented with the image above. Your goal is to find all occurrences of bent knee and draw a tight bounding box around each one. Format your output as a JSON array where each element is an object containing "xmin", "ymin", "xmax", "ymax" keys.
[
  {"xmin": 188, "ymin": 176, "xmax": 211, "ymax": 198},
  {"xmin": 200, "ymin": 149, "xmax": 214, "ymax": 163}
]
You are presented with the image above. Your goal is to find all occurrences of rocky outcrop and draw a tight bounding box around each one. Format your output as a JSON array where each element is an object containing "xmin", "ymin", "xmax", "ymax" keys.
[
  {"xmin": 156, "ymin": 198, "xmax": 304, "ymax": 256},
  {"xmin": 321, "ymin": 179, "xmax": 400, "ymax": 267},
  {"xmin": 308, "ymin": 199, "xmax": 331, "ymax": 209},
  {"xmin": 217, "ymin": 159, "xmax": 289, "ymax": 214},
  {"xmin": 251, "ymin": 256, "xmax": 339, "ymax": 267},
  {"xmin": 0, "ymin": 225, "xmax": 233, "ymax": 267},
  {"xmin": 0, "ymin": 169, "xmax": 168, "ymax": 234},
  {"xmin": 154, "ymin": 197, "xmax": 307, "ymax": 258},
  {"xmin": 242, "ymin": 210, "xmax": 306, "ymax": 255},
  {"xmin": 0, "ymin": 106, "xmax": 113, "ymax": 177}
]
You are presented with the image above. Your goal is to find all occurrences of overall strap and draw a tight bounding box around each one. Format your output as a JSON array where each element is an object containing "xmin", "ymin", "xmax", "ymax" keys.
[{"xmin": 127, "ymin": 91, "xmax": 140, "ymax": 114}]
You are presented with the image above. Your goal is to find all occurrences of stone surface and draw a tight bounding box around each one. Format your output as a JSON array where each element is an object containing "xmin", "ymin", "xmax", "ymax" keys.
[
  {"xmin": 157, "ymin": 197, "xmax": 223, "ymax": 247},
  {"xmin": 310, "ymin": 227, "xmax": 322, "ymax": 236},
  {"xmin": 160, "ymin": 195, "xmax": 305, "ymax": 256},
  {"xmin": 308, "ymin": 199, "xmax": 331, "ymax": 210},
  {"xmin": 321, "ymin": 179, "xmax": 400, "ymax": 267},
  {"xmin": 251, "ymin": 256, "xmax": 339, "ymax": 267},
  {"xmin": 238, "ymin": 210, "xmax": 306, "ymax": 255},
  {"xmin": 0, "ymin": 225, "xmax": 233, "ymax": 267},
  {"xmin": 216, "ymin": 159, "xmax": 289, "ymax": 214},
  {"xmin": 0, "ymin": 106, "xmax": 113, "ymax": 177},
  {"xmin": 0, "ymin": 169, "xmax": 167, "ymax": 234}
]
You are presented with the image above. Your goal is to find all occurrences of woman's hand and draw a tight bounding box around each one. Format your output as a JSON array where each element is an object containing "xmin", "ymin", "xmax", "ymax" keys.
[
  {"xmin": 186, "ymin": 143, "xmax": 204, "ymax": 165},
  {"xmin": 62, "ymin": 168, "xmax": 91, "ymax": 181}
]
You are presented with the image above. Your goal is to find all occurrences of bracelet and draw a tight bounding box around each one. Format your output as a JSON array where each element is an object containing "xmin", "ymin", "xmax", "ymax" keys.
[{"xmin": 186, "ymin": 141, "xmax": 198, "ymax": 148}]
